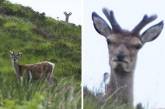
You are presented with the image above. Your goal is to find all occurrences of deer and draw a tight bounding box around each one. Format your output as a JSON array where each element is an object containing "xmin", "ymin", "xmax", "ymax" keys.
[
  {"xmin": 92, "ymin": 8, "xmax": 163, "ymax": 107},
  {"xmin": 64, "ymin": 11, "xmax": 72, "ymax": 23},
  {"xmin": 9, "ymin": 51, "xmax": 55, "ymax": 84}
]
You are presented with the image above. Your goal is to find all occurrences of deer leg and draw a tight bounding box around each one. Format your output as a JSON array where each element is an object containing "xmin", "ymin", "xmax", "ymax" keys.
[
  {"xmin": 47, "ymin": 75, "xmax": 53, "ymax": 85},
  {"xmin": 47, "ymin": 72, "xmax": 55, "ymax": 85},
  {"xmin": 16, "ymin": 73, "xmax": 19, "ymax": 80},
  {"xmin": 28, "ymin": 71, "xmax": 32, "ymax": 81}
]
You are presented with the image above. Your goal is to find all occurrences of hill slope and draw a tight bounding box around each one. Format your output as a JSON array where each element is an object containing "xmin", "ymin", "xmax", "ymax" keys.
[
  {"xmin": 0, "ymin": 1, "xmax": 81, "ymax": 109},
  {"xmin": 0, "ymin": 0, "xmax": 81, "ymax": 80}
]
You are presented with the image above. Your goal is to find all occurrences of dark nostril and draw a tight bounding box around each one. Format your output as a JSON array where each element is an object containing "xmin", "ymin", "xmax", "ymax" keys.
[{"xmin": 117, "ymin": 53, "xmax": 125, "ymax": 61}]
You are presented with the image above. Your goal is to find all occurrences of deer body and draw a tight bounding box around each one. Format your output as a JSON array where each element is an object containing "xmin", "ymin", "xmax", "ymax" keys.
[
  {"xmin": 10, "ymin": 51, "xmax": 55, "ymax": 83},
  {"xmin": 92, "ymin": 8, "xmax": 163, "ymax": 106}
]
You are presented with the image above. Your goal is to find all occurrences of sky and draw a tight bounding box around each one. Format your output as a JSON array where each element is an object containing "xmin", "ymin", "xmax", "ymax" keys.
[
  {"xmin": 9, "ymin": 0, "xmax": 81, "ymax": 25},
  {"xmin": 82, "ymin": 0, "xmax": 165, "ymax": 108}
]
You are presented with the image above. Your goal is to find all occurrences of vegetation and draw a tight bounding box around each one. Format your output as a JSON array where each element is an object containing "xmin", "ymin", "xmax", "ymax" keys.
[
  {"xmin": 0, "ymin": 0, "xmax": 81, "ymax": 109},
  {"xmin": 83, "ymin": 87, "xmax": 135, "ymax": 109}
]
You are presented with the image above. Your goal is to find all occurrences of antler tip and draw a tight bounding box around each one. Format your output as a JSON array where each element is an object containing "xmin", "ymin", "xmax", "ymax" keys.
[
  {"xmin": 150, "ymin": 14, "xmax": 157, "ymax": 20},
  {"xmin": 159, "ymin": 20, "xmax": 164, "ymax": 26},
  {"xmin": 102, "ymin": 7, "xmax": 108, "ymax": 12},
  {"xmin": 102, "ymin": 8, "xmax": 108, "ymax": 15},
  {"xmin": 102, "ymin": 8, "xmax": 113, "ymax": 15},
  {"xmin": 102, "ymin": 8, "xmax": 122, "ymax": 32},
  {"xmin": 109, "ymin": 10, "xmax": 113, "ymax": 15},
  {"xmin": 102, "ymin": 8, "xmax": 106, "ymax": 12},
  {"xmin": 132, "ymin": 14, "xmax": 158, "ymax": 34},
  {"xmin": 142, "ymin": 14, "xmax": 157, "ymax": 21},
  {"xmin": 143, "ymin": 14, "xmax": 148, "ymax": 19}
]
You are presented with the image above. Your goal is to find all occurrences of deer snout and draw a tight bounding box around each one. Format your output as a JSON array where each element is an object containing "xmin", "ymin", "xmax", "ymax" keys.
[
  {"xmin": 116, "ymin": 52, "xmax": 126, "ymax": 61},
  {"xmin": 13, "ymin": 57, "xmax": 17, "ymax": 62},
  {"xmin": 114, "ymin": 45, "xmax": 129, "ymax": 63}
]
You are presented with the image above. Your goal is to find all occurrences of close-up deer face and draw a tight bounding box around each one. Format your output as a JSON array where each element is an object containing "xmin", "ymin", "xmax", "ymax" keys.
[
  {"xmin": 92, "ymin": 8, "xmax": 163, "ymax": 73},
  {"xmin": 107, "ymin": 33, "xmax": 142, "ymax": 72}
]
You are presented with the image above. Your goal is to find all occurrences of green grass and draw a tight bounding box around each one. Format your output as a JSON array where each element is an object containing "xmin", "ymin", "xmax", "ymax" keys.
[
  {"xmin": 0, "ymin": 0, "xmax": 81, "ymax": 109},
  {"xmin": 0, "ymin": 74, "xmax": 81, "ymax": 109},
  {"xmin": 83, "ymin": 87, "xmax": 134, "ymax": 109}
]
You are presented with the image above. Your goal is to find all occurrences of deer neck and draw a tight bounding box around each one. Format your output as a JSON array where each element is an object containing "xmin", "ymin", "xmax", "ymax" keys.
[
  {"xmin": 66, "ymin": 15, "xmax": 69, "ymax": 22},
  {"xmin": 12, "ymin": 61, "xmax": 20, "ymax": 79},
  {"xmin": 107, "ymin": 65, "xmax": 134, "ymax": 106}
]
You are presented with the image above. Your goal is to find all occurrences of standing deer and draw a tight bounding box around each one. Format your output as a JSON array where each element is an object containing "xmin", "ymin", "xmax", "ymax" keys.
[
  {"xmin": 10, "ymin": 51, "xmax": 55, "ymax": 84},
  {"xmin": 64, "ymin": 11, "xmax": 72, "ymax": 23},
  {"xmin": 92, "ymin": 8, "xmax": 163, "ymax": 107}
]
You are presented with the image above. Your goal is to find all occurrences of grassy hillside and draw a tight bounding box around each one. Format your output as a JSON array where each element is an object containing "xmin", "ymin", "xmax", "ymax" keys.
[
  {"xmin": 0, "ymin": 0, "xmax": 81, "ymax": 109},
  {"xmin": 0, "ymin": 0, "xmax": 81, "ymax": 79}
]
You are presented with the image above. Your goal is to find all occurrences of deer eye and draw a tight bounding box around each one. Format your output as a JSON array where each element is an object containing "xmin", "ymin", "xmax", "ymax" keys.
[
  {"xmin": 133, "ymin": 44, "xmax": 142, "ymax": 49},
  {"xmin": 107, "ymin": 40, "xmax": 112, "ymax": 45}
]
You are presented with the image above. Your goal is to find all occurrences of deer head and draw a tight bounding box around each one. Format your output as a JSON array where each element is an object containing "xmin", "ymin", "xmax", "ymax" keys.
[
  {"xmin": 64, "ymin": 11, "xmax": 72, "ymax": 16},
  {"xmin": 92, "ymin": 8, "xmax": 163, "ymax": 73},
  {"xmin": 10, "ymin": 51, "xmax": 22, "ymax": 63}
]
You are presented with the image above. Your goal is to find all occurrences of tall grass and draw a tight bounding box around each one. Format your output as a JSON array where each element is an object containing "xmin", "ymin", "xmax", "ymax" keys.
[
  {"xmin": 0, "ymin": 74, "xmax": 81, "ymax": 109},
  {"xmin": 83, "ymin": 87, "xmax": 134, "ymax": 109}
]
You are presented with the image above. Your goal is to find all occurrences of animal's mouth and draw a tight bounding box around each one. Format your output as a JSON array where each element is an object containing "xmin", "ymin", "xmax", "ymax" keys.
[{"xmin": 113, "ymin": 59, "xmax": 128, "ymax": 64}]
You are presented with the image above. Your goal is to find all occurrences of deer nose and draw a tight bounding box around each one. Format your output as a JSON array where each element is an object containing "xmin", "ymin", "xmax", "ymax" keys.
[{"xmin": 116, "ymin": 53, "xmax": 125, "ymax": 61}]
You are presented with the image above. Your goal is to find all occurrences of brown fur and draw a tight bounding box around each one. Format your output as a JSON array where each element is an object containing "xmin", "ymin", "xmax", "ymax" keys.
[{"xmin": 18, "ymin": 61, "xmax": 53, "ymax": 80}]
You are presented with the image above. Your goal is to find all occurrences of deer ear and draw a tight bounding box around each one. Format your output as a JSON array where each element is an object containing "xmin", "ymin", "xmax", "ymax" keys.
[
  {"xmin": 141, "ymin": 21, "xmax": 163, "ymax": 43},
  {"xmin": 18, "ymin": 52, "xmax": 22, "ymax": 56},
  {"xmin": 9, "ymin": 50, "xmax": 14, "ymax": 54},
  {"xmin": 92, "ymin": 12, "xmax": 111, "ymax": 37}
]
